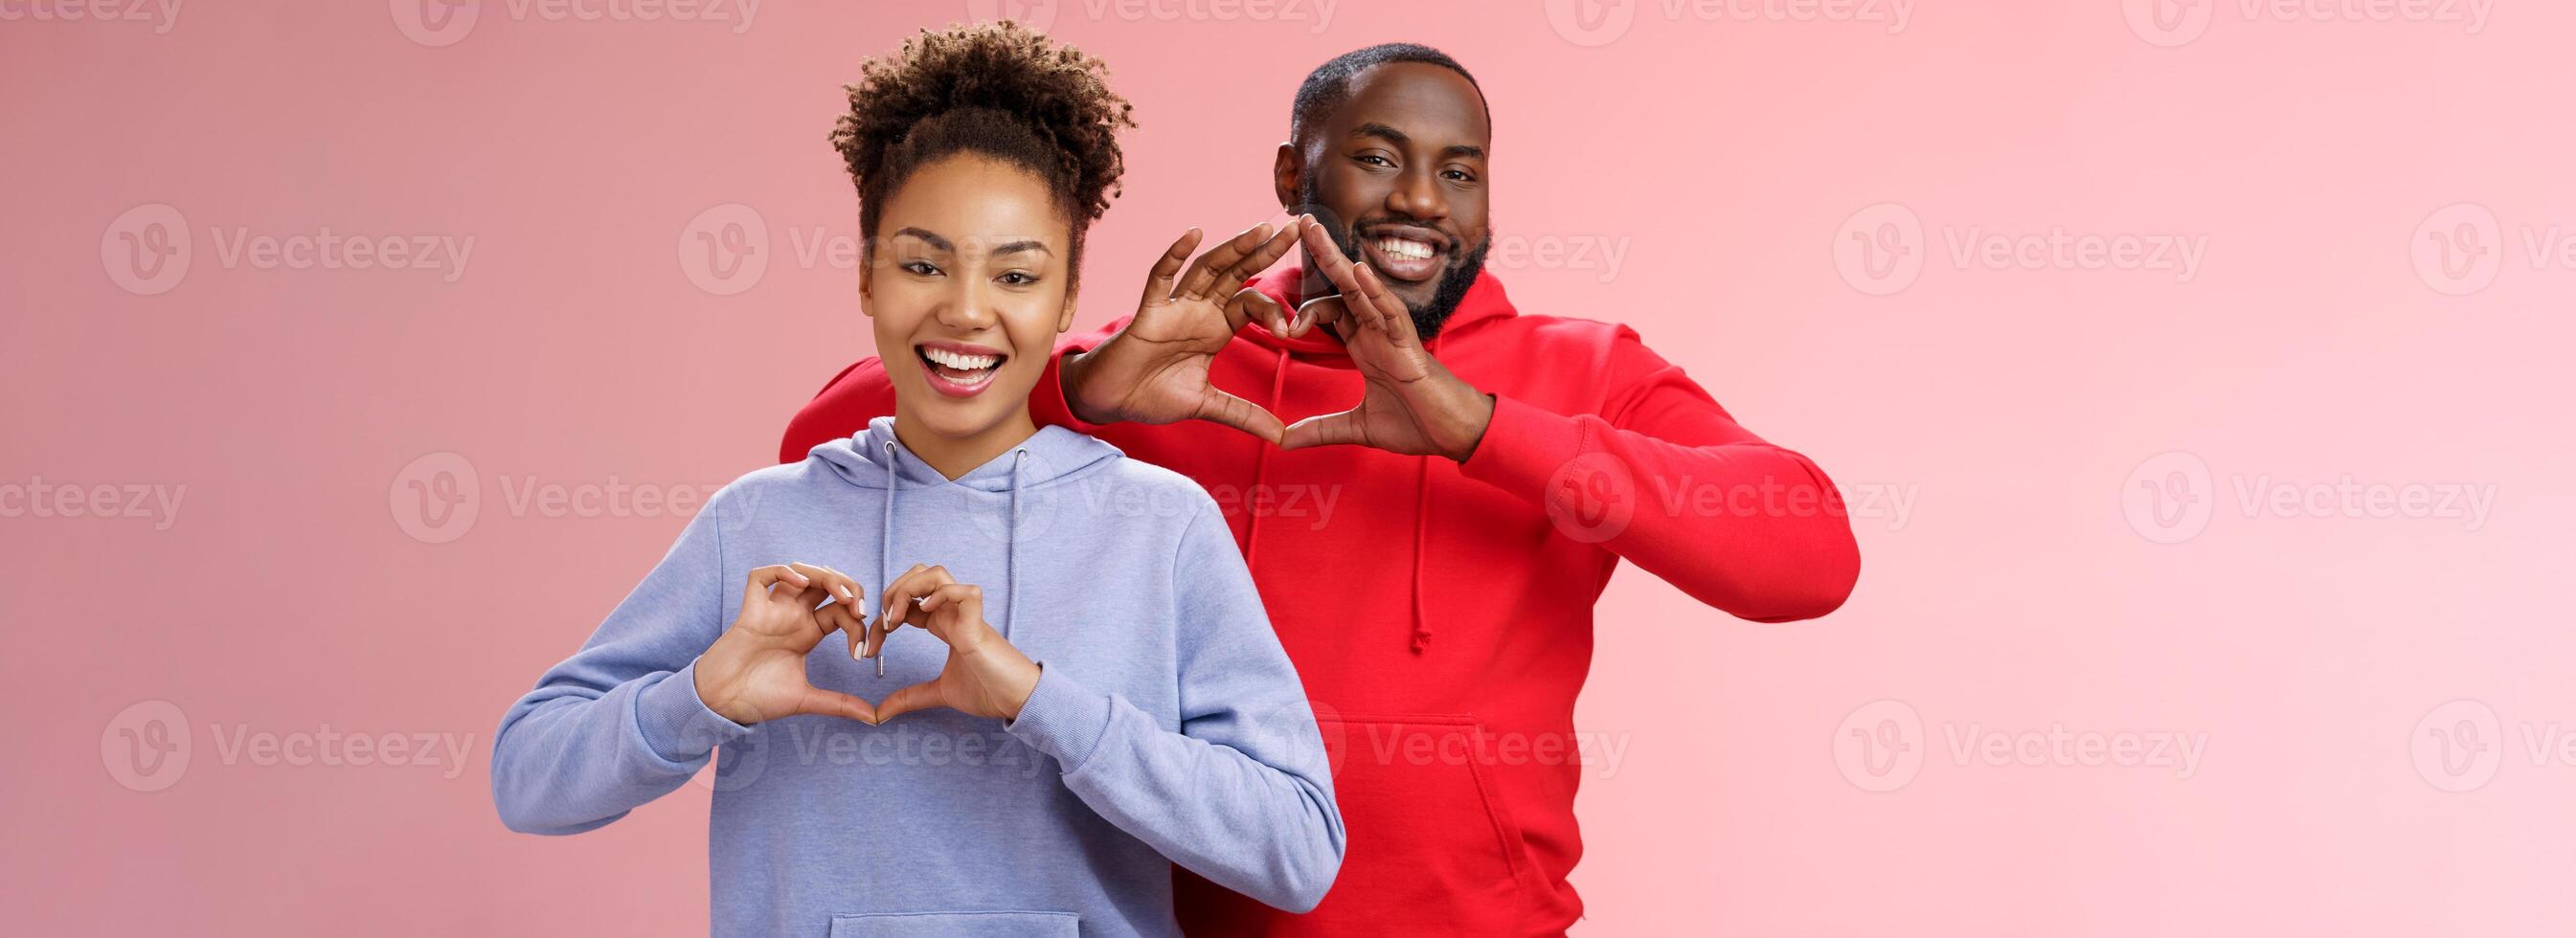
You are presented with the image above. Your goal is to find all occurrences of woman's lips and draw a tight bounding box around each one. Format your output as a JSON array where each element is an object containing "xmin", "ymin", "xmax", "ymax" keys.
[
  {"xmin": 915, "ymin": 344, "xmax": 1006, "ymax": 399},
  {"xmin": 1361, "ymin": 233, "xmax": 1444, "ymax": 282}
]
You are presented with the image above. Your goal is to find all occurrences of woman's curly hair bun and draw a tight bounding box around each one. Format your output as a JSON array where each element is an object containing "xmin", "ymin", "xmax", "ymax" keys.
[{"xmin": 832, "ymin": 21, "xmax": 1137, "ymax": 281}]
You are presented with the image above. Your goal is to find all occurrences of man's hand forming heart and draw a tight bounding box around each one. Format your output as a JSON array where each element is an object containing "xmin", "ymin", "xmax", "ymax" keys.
[
  {"xmin": 1280, "ymin": 217, "xmax": 1497, "ymax": 462},
  {"xmin": 1058, "ymin": 219, "xmax": 1313, "ymax": 441}
]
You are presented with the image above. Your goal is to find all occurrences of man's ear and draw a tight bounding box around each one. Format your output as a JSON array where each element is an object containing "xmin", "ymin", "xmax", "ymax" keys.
[{"xmin": 1273, "ymin": 141, "xmax": 1301, "ymax": 211}]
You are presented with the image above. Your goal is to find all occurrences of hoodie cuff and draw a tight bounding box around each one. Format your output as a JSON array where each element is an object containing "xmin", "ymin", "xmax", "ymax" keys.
[
  {"xmin": 1459, "ymin": 393, "xmax": 1588, "ymax": 502},
  {"xmin": 1005, "ymin": 663, "xmax": 1115, "ymax": 772},
  {"xmin": 634, "ymin": 659, "xmax": 754, "ymax": 767},
  {"xmin": 1028, "ymin": 346, "xmax": 1113, "ymax": 436}
]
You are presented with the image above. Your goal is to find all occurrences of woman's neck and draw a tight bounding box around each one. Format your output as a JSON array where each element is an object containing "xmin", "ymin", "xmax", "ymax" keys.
[{"xmin": 891, "ymin": 407, "xmax": 1040, "ymax": 481}]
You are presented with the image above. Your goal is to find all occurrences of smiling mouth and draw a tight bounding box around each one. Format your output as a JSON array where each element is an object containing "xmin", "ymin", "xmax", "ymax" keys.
[
  {"xmin": 915, "ymin": 344, "xmax": 1007, "ymax": 397},
  {"xmin": 1361, "ymin": 231, "xmax": 1447, "ymax": 282}
]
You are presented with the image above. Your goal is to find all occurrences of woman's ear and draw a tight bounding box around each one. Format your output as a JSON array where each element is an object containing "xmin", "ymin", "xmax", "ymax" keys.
[
  {"xmin": 857, "ymin": 262, "xmax": 875, "ymax": 317},
  {"xmin": 1055, "ymin": 294, "xmax": 1078, "ymax": 333}
]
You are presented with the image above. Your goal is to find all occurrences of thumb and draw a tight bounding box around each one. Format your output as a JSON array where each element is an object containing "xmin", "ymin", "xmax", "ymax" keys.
[
  {"xmin": 872, "ymin": 681, "xmax": 946, "ymax": 724},
  {"xmin": 798, "ymin": 687, "xmax": 877, "ymax": 725},
  {"xmin": 1192, "ymin": 388, "xmax": 1286, "ymax": 444},
  {"xmin": 1281, "ymin": 409, "xmax": 1367, "ymax": 451}
]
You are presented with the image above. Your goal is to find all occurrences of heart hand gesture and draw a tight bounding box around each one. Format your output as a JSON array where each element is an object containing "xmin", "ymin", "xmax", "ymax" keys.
[
  {"xmin": 862, "ymin": 564, "xmax": 1043, "ymax": 724},
  {"xmin": 692, "ymin": 563, "xmax": 878, "ymax": 726},
  {"xmin": 1281, "ymin": 217, "xmax": 1496, "ymax": 462},
  {"xmin": 1060, "ymin": 220, "xmax": 1311, "ymax": 441}
]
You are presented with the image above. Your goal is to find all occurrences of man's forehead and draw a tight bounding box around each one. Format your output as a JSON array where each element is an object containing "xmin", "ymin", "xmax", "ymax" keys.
[{"xmin": 1333, "ymin": 62, "xmax": 1489, "ymax": 143}]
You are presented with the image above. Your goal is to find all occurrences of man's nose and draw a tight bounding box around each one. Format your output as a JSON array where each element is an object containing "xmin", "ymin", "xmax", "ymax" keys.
[{"xmin": 1387, "ymin": 168, "xmax": 1450, "ymax": 224}]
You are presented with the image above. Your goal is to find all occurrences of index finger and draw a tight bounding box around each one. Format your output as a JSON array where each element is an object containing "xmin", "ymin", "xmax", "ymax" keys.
[
  {"xmin": 871, "ymin": 565, "xmax": 956, "ymax": 651},
  {"xmin": 1139, "ymin": 228, "xmax": 1204, "ymax": 307},
  {"xmin": 787, "ymin": 562, "xmax": 860, "ymax": 607},
  {"xmin": 1175, "ymin": 222, "xmax": 1276, "ymax": 300},
  {"xmin": 741, "ymin": 564, "xmax": 810, "ymax": 608},
  {"xmin": 1209, "ymin": 221, "xmax": 1300, "ymax": 301}
]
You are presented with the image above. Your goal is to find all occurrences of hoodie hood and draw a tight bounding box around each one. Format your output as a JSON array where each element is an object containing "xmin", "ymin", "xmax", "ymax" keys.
[
  {"xmin": 808, "ymin": 416, "xmax": 1124, "ymax": 649},
  {"xmin": 814, "ymin": 416, "xmax": 1123, "ymax": 492}
]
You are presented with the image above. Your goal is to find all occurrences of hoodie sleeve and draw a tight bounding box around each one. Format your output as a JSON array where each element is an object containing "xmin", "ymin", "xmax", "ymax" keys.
[
  {"xmin": 1003, "ymin": 504, "xmax": 1346, "ymax": 913},
  {"xmin": 1459, "ymin": 324, "xmax": 1863, "ymax": 622},
  {"xmin": 489, "ymin": 488, "xmax": 752, "ymax": 835}
]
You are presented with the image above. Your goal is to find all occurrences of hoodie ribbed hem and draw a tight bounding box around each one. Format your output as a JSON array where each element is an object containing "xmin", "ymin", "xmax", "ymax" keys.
[
  {"xmin": 634, "ymin": 660, "xmax": 753, "ymax": 767},
  {"xmin": 1459, "ymin": 393, "xmax": 1586, "ymax": 496},
  {"xmin": 1005, "ymin": 662, "xmax": 1115, "ymax": 772}
]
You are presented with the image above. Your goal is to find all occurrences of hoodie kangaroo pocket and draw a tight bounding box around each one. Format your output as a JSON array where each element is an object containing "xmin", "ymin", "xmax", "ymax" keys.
[
  {"xmin": 1312, "ymin": 713, "xmax": 1535, "ymax": 929},
  {"xmin": 825, "ymin": 910, "xmax": 1076, "ymax": 937}
]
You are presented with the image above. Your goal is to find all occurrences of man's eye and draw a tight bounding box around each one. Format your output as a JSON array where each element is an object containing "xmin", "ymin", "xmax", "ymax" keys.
[
  {"xmin": 901, "ymin": 260, "xmax": 941, "ymax": 276},
  {"xmin": 1443, "ymin": 169, "xmax": 1476, "ymax": 182},
  {"xmin": 1357, "ymin": 154, "xmax": 1394, "ymax": 168}
]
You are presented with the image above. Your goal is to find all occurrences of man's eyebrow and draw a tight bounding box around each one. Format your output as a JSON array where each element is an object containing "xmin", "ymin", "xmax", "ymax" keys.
[
  {"xmin": 892, "ymin": 227, "xmax": 951, "ymax": 251},
  {"xmin": 1349, "ymin": 122, "xmax": 1409, "ymax": 145},
  {"xmin": 1349, "ymin": 122, "xmax": 1484, "ymax": 160}
]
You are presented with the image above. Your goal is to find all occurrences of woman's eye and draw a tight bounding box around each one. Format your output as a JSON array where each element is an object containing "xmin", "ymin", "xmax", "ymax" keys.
[
  {"xmin": 901, "ymin": 260, "xmax": 941, "ymax": 276},
  {"xmin": 997, "ymin": 271, "xmax": 1037, "ymax": 286}
]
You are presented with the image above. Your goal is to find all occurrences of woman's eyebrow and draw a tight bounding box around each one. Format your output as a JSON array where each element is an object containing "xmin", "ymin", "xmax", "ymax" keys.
[
  {"xmin": 892, "ymin": 227, "xmax": 951, "ymax": 251},
  {"xmin": 990, "ymin": 239, "xmax": 1053, "ymax": 257}
]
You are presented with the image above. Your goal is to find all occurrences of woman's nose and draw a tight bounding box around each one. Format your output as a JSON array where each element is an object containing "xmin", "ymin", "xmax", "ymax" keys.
[{"xmin": 936, "ymin": 281, "xmax": 997, "ymax": 330}]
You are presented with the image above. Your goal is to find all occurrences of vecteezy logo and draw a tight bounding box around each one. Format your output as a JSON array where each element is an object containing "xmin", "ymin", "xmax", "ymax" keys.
[
  {"xmin": 1833, "ymin": 202, "xmax": 1923, "ymax": 296},
  {"xmin": 1544, "ymin": 0, "xmax": 1636, "ymax": 47},
  {"xmin": 2123, "ymin": 0, "xmax": 2211, "ymax": 47},
  {"xmin": 693, "ymin": 732, "xmax": 768, "ymax": 793},
  {"xmin": 2410, "ymin": 699, "xmax": 2501, "ymax": 793},
  {"xmin": 2410, "ymin": 202, "xmax": 2502, "ymax": 296},
  {"xmin": 102, "ymin": 700, "xmax": 192, "ymax": 793},
  {"xmin": 1544, "ymin": 452, "xmax": 1636, "ymax": 544},
  {"xmin": 2122, "ymin": 451, "xmax": 2213, "ymax": 544},
  {"xmin": 391, "ymin": 451, "xmax": 480, "ymax": 544},
  {"xmin": 390, "ymin": 0, "xmax": 480, "ymax": 47},
  {"xmin": 963, "ymin": 0, "xmax": 1058, "ymax": 32},
  {"xmin": 678, "ymin": 203, "xmax": 769, "ymax": 296},
  {"xmin": 101, "ymin": 203, "xmax": 192, "ymax": 296},
  {"xmin": 1834, "ymin": 699, "xmax": 1924, "ymax": 792}
]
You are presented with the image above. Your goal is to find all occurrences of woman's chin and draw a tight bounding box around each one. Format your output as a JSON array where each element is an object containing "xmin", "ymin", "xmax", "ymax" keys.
[{"xmin": 899, "ymin": 387, "xmax": 1029, "ymax": 442}]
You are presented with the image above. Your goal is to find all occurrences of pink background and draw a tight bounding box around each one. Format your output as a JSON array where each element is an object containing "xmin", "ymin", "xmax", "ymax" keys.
[{"xmin": 6, "ymin": 0, "xmax": 2572, "ymax": 933}]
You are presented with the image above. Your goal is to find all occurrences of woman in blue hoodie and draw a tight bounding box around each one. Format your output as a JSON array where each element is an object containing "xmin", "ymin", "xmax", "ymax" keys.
[{"xmin": 491, "ymin": 23, "xmax": 1343, "ymax": 936}]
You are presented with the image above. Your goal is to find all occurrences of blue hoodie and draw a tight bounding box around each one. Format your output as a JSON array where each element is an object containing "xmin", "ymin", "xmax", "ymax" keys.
[{"xmin": 492, "ymin": 418, "xmax": 1344, "ymax": 937}]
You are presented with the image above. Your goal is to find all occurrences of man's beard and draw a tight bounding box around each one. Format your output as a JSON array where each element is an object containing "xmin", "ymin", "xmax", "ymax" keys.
[{"xmin": 1299, "ymin": 181, "xmax": 1491, "ymax": 341}]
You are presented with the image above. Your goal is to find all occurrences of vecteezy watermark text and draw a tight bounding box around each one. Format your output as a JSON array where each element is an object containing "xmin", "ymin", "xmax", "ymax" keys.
[
  {"xmin": 0, "ymin": 477, "xmax": 186, "ymax": 530},
  {"xmin": 1835, "ymin": 700, "xmax": 2208, "ymax": 792},
  {"xmin": 2122, "ymin": 451, "xmax": 2497, "ymax": 544}
]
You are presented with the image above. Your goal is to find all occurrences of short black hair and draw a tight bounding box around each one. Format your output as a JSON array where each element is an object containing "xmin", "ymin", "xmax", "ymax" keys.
[{"xmin": 1288, "ymin": 43, "xmax": 1486, "ymax": 151}]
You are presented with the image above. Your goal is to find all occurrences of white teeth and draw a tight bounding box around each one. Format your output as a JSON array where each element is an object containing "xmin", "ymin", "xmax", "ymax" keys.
[
  {"xmin": 1372, "ymin": 237, "xmax": 1436, "ymax": 260},
  {"xmin": 922, "ymin": 347, "xmax": 1000, "ymax": 370}
]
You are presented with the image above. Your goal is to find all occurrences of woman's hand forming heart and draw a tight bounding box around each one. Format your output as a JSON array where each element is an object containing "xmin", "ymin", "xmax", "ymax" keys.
[
  {"xmin": 692, "ymin": 563, "xmax": 879, "ymax": 726},
  {"xmin": 863, "ymin": 564, "xmax": 1043, "ymax": 724}
]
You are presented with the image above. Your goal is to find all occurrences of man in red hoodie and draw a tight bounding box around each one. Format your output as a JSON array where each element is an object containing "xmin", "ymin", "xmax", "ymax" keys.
[{"xmin": 780, "ymin": 43, "xmax": 1861, "ymax": 936}]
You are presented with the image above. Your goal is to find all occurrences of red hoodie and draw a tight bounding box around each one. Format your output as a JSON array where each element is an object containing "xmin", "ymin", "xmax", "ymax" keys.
[{"xmin": 780, "ymin": 266, "xmax": 1861, "ymax": 936}]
